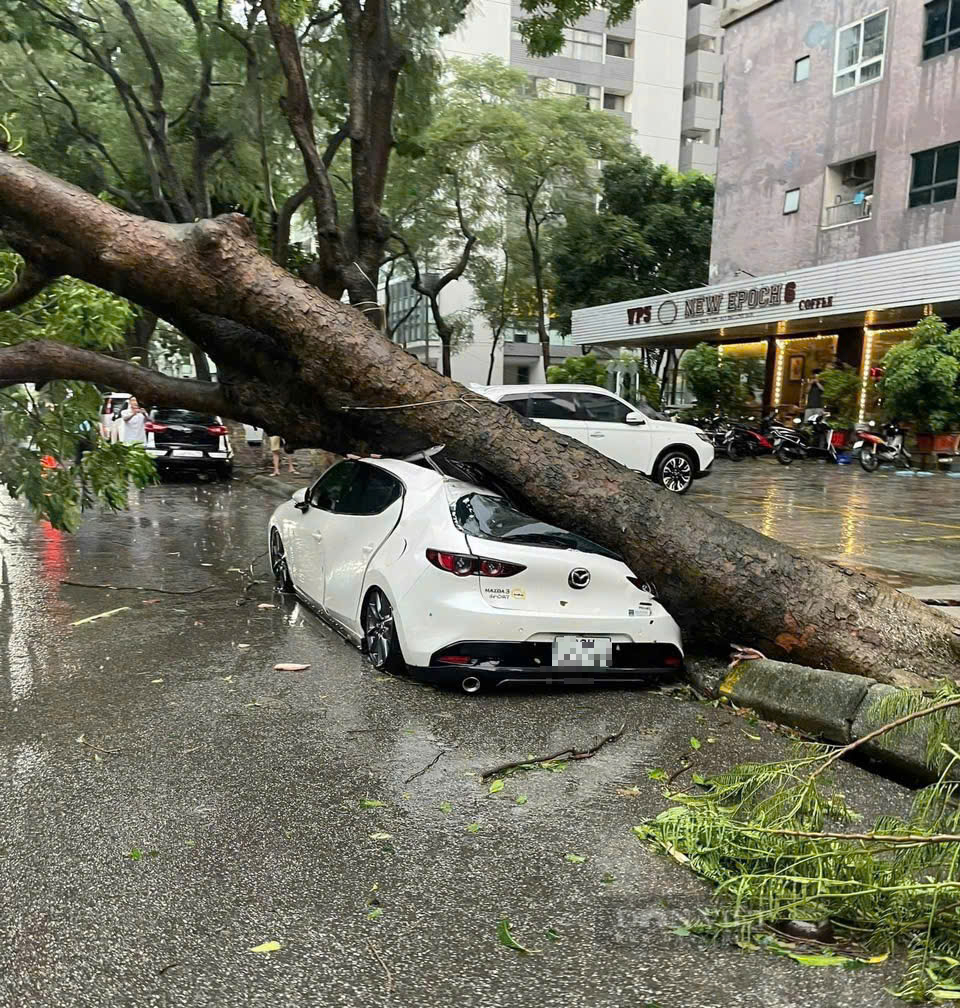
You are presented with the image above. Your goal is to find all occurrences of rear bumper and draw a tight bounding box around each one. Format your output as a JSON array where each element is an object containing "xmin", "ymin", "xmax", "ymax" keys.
[
  {"xmin": 407, "ymin": 664, "xmax": 680, "ymax": 690},
  {"xmin": 148, "ymin": 448, "xmax": 232, "ymax": 467}
]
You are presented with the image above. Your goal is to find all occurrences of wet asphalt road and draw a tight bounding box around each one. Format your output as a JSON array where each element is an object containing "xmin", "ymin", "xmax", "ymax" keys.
[{"xmin": 0, "ymin": 478, "xmax": 922, "ymax": 1008}]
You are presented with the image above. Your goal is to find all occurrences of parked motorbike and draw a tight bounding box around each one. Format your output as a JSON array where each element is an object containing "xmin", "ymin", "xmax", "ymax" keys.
[
  {"xmin": 773, "ymin": 412, "xmax": 839, "ymax": 465},
  {"xmin": 854, "ymin": 421, "xmax": 911, "ymax": 473},
  {"xmin": 723, "ymin": 419, "xmax": 774, "ymax": 461},
  {"xmin": 698, "ymin": 413, "xmax": 732, "ymax": 455}
]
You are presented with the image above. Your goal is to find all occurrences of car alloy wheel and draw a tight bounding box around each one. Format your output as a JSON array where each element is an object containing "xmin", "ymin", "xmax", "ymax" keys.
[
  {"xmin": 659, "ymin": 452, "xmax": 693, "ymax": 494},
  {"xmin": 363, "ymin": 589, "xmax": 404, "ymax": 674},
  {"xmin": 270, "ymin": 528, "xmax": 293, "ymax": 591}
]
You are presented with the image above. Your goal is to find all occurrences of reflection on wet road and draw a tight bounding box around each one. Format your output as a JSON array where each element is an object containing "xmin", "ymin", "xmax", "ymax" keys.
[
  {"xmin": 0, "ymin": 481, "xmax": 915, "ymax": 1007},
  {"xmin": 693, "ymin": 458, "xmax": 960, "ymax": 587}
]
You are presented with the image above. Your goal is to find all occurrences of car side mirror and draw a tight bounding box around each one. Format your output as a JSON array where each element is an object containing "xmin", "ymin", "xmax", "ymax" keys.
[
  {"xmin": 292, "ymin": 488, "xmax": 309, "ymax": 512},
  {"xmin": 625, "ymin": 411, "xmax": 645, "ymax": 426}
]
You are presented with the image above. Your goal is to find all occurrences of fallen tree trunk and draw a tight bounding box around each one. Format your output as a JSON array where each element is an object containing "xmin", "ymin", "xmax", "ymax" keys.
[{"xmin": 1, "ymin": 151, "xmax": 958, "ymax": 689}]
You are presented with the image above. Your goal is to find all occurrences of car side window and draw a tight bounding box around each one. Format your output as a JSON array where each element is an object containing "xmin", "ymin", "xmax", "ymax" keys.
[
  {"xmin": 335, "ymin": 464, "xmax": 403, "ymax": 516},
  {"xmin": 527, "ymin": 392, "xmax": 579, "ymax": 421},
  {"xmin": 308, "ymin": 461, "xmax": 356, "ymax": 511},
  {"xmin": 500, "ymin": 395, "xmax": 529, "ymax": 418},
  {"xmin": 577, "ymin": 392, "xmax": 631, "ymax": 424}
]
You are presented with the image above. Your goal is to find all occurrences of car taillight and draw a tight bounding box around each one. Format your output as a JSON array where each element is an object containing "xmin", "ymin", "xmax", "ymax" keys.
[
  {"xmin": 145, "ymin": 421, "xmax": 168, "ymax": 433},
  {"xmin": 426, "ymin": 549, "xmax": 525, "ymax": 578},
  {"xmin": 627, "ymin": 576, "xmax": 658, "ymax": 597},
  {"xmin": 206, "ymin": 425, "xmax": 228, "ymax": 435}
]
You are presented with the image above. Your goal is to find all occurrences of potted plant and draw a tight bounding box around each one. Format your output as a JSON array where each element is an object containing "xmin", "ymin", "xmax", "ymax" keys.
[
  {"xmin": 879, "ymin": 316, "xmax": 960, "ymax": 454},
  {"xmin": 819, "ymin": 365, "xmax": 861, "ymax": 447}
]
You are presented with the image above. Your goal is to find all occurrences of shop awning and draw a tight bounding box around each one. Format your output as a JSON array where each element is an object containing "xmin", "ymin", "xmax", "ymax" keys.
[{"xmin": 571, "ymin": 239, "xmax": 960, "ymax": 349}]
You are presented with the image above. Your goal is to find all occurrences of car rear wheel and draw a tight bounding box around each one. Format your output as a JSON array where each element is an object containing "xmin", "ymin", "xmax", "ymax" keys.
[
  {"xmin": 270, "ymin": 528, "xmax": 293, "ymax": 591},
  {"xmin": 363, "ymin": 589, "xmax": 405, "ymax": 674},
  {"xmin": 656, "ymin": 450, "xmax": 694, "ymax": 494}
]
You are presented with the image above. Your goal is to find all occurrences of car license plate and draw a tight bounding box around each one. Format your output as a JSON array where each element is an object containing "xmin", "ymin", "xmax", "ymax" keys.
[
  {"xmin": 174, "ymin": 449, "xmax": 204, "ymax": 458},
  {"xmin": 553, "ymin": 635, "xmax": 613, "ymax": 668}
]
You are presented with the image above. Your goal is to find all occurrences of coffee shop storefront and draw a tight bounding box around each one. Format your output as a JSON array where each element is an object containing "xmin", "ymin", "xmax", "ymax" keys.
[{"xmin": 571, "ymin": 240, "xmax": 960, "ymax": 422}]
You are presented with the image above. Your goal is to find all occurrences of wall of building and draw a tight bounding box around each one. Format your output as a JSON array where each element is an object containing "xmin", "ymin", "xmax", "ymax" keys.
[{"xmin": 711, "ymin": 0, "xmax": 960, "ymax": 282}]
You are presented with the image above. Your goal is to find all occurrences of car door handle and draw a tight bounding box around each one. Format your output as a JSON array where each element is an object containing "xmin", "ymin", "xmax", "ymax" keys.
[{"xmin": 590, "ymin": 432, "xmax": 604, "ymax": 438}]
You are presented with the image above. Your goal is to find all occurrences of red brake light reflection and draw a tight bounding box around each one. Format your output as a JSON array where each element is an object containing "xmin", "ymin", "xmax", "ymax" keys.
[
  {"xmin": 426, "ymin": 549, "xmax": 525, "ymax": 578},
  {"xmin": 206, "ymin": 425, "xmax": 228, "ymax": 435},
  {"xmin": 145, "ymin": 421, "xmax": 168, "ymax": 433}
]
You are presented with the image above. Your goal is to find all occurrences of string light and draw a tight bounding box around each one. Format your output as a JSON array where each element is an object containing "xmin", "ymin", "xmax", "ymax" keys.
[{"xmin": 858, "ymin": 327, "xmax": 874, "ymax": 423}]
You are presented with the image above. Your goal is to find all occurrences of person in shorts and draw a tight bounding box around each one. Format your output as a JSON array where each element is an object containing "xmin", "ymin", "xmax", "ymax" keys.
[{"xmin": 269, "ymin": 434, "xmax": 298, "ymax": 476}]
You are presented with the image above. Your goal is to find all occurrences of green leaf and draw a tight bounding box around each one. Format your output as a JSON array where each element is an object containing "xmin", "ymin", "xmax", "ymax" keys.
[
  {"xmin": 496, "ymin": 917, "xmax": 540, "ymax": 955},
  {"xmin": 648, "ymin": 768, "xmax": 667, "ymax": 781},
  {"xmin": 367, "ymin": 908, "xmax": 383, "ymax": 921},
  {"xmin": 489, "ymin": 779, "xmax": 505, "ymax": 794},
  {"xmin": 369, "ymin": 832, "xmax": 393, "ymax": 841},
  {"xmin": 466, "ymin": 822, "xmax": 480, "ymax": 833},
  {"xmin": 786, "ymin": 952, "xmax": 853, "ymax": 967},
  {"xmin": 689, "ymin": 737, "xmax": 701, "ymax": 751},
  {"xmin": 545, "ymin": 927, "xmax": 562, "ymax": 942},
  {"xmin": 438, "ymin": 801, "xmax": 452, "ymax": 813},
  {"xmin": 127, "ymin": 848, "xmax": 142, "ymax": 861},
  {"xmin": 515, "ymin": 795, "xmax": 528, "ymax": 805},
  {"xmin": 601, "ymin": 873, "xmax": 616, "ymax": 884},
  {"xmin": 742, "ymin": 730, "xmax": 762, "ymax": 741},
  {"xmin": 360, "ymin": 799, "xmax": 385, "ymax": 809},
  {"xmin": 249, "ymin": 940, "xmax": 281, "ymax": 954},
  {"xmin": 564, "ymin": 853, "xmax": 586, "ymax": 864}
]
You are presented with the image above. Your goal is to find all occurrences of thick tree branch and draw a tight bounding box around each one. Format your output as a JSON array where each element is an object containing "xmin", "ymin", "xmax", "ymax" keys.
[
  {"xmin": 0, "ymin": 340, "xmax": 229, "ymax": 414},
  {"xmin": 0, "ymin": 260, "xmax": 55, "ymax": 311}
]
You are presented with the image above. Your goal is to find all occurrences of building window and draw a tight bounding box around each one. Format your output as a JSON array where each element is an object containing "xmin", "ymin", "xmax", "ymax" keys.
[
  {"xmin": 605, "ymin": 37, "xmax": 632, "ymax": 58},
  {"xmin": 555, "ymin": 79, "xmax": 601, "ymax": 109},
  {"xmin": 909, "ymin": 142, "xmax": 959, "ymax": 206},
  {"xmin": 794, "ymin": 55, "xmax": 810, "ymax": 81},
  {"xmin": 682, "ymin": 81, "xmax": 715, "ymax": 101},
  {"xmin": 560, "ymin": 28, "xmax": 603, "ymax": 62},
  {"xmin": 686, "ymin": 34, "xmax": 716, "ymax": 53},
  {"xmin": 602, "ymin": 91, "xmax": 625, "ymax": 111},
  {"xmin": 923, "ymin": 0, "xmax": 960, "ymax": 59},
  {"xmin": 516, "ymin": 366, "xmax": 531, "ymax": 384},
  {"xmin": 822, "ymin": 154, "xmax": 875, "ymax": 227},
  {"xmin": 783, "ymin": 188, "xmax": 800, "ymax": 214},
  {"xmin": 834, "ymin": 10, "xmax": 887, "ymax": 93}
]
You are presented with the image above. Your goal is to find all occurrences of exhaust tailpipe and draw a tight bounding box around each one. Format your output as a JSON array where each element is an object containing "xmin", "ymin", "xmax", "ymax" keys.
[{"xmin": 461, "ymin": 676, "xmax": 481, "ymax": 694}]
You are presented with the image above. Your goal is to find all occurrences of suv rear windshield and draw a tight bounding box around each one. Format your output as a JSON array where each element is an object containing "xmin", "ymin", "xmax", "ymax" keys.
[
  {"xmin": 453, "ymin": 493, "xmax": 618, "ymax": 559},
  {"xmin": 153, "ymin": 409, "xmax": 219, "ymax": 425}
]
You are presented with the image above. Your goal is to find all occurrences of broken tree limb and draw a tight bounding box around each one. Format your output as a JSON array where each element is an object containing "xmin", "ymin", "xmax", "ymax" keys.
[
  {"xmin": 1, "ymin": 151, "xmax": 959, "ymax": 687},
  {"xmin": 480, "ymin": 723, "xmax": 626, "ymax": 779}
]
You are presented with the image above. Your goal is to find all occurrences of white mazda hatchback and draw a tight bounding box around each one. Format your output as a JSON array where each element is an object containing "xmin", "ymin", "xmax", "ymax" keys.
[{"xmin": 267, "ymin": 454, "xmax": 684, "ymax": 693}]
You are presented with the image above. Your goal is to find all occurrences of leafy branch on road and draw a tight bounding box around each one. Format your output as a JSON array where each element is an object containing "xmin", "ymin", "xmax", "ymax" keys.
[{"xmin": 638, "ymin": 683, "xmax": 960, "ymax": 1002}]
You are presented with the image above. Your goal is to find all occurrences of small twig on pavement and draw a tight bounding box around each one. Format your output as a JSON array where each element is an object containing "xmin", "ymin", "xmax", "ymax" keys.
[
  {"xmin": 480, "ymin": 723, "xmax": 626, "ymax": 780},
  {"xmin": 61, "ymin": 580, "xmax": 216, "ymax": 595},
  {"xmin": 667, "ymin": 761, "xmax": 694, "ymax": 786},
  {"xmin": 405, "ymin": 749, "xmax": 445, "ymax": 784},
  {"xmin": 76, "ymin": 735, "xmax": 122, "ymax": 755},
  {"xmin": 367, "ymin": 939, "xmax": 394, "ymax": 992}
]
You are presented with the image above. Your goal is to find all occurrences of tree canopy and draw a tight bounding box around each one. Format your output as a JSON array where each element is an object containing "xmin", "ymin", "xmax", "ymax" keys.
[{"xmin": 551, "ymin": 152, "xmax": 714, "ymax": 333}]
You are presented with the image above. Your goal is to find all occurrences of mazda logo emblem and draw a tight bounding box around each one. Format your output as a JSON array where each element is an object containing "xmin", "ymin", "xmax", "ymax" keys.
[{"xmin": 568, "ymin": 568, "xmax": 590, "ymax": 589}]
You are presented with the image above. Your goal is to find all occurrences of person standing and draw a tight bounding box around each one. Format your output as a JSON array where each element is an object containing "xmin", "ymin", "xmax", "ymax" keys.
[
  {"xmin": 804, "ymin": 369, "xmax": 825, "ymax": 421},
  {"xmin": 269, "ymin": 433, "xmax": 298, "ymax": 476},
  {"xmin": 120, "ymin": 397, "xmax": 147, "ymax": 444}
]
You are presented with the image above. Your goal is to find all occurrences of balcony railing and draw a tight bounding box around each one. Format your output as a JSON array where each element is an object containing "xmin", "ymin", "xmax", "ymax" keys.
[{"xmin": 822, "ymin": 196, "xmax": 873, "ymax": 228}]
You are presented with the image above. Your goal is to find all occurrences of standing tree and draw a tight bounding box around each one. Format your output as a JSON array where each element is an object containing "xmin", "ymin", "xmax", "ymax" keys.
[{"xmin": 551, "ymin": 152, "xmax": 714, "ymax": 333}]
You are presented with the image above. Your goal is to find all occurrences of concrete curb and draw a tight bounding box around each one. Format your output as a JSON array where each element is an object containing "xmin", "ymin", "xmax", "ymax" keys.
[{"xmin": 687, "ymin": 657, "xmax": 947, "ymax": 783}]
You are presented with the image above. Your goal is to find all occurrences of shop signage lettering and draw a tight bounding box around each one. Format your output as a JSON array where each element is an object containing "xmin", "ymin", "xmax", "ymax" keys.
[{"xmin": 625, "ymin": 280, "xmax": 835, "ymax": 327}]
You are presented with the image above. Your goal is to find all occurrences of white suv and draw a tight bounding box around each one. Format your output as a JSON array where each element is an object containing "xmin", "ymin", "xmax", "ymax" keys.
[{"xmin": 482, "ymin": 384, "xmax": 714, "ymax": 494}]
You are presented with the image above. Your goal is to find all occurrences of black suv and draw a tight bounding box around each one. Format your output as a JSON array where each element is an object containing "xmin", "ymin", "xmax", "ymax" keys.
[{"xmin": 145, "ymin": 408, "xmax": 233, "ymax": 480}]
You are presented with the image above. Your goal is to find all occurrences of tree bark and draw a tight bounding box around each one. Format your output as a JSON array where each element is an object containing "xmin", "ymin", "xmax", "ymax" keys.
[{"xmin": 1, "ymin": 151, "xmax": 959, "ymax": 689}]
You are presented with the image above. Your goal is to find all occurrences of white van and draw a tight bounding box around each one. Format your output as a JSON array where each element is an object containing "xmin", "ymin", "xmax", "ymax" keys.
[{"xmin": 481, "ymin": 384, "xmax": 714, "ymax": 494}]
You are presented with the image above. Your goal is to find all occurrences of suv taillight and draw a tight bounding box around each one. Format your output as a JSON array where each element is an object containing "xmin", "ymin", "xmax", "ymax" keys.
[
  {"xmin": 426, "ymin": 549, "xmax": 525, "ymax": 578},
  {"xmin": 145, "ymin": 421, "xmax": 168, "ymax": 433},
  {"xmin": 206, "ymin": 425, "xmax": 228, "ymax": 435}
]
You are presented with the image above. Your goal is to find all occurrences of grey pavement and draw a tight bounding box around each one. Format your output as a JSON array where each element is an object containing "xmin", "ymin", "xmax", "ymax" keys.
[
  {"xmin": 0, "ymin": 480, "xmax": 917, "ymax": 1007},
  {"xmin": 692, "ymin": 456, "xmax": 960, "ymax": 589}
]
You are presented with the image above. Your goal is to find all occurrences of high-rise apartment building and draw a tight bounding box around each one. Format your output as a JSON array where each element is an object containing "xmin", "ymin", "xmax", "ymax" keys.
[
  {"xmin": 571, "ymin": 0, "xmax": 960, "ymax": 421},
  {"xmin": 681, "ymin": 2, "xmax": 725, "ymax": 174}
]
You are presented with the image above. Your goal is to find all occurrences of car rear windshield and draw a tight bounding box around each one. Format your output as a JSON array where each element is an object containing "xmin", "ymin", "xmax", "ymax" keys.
[
  {"xmin": 153, "ymin": 409, "xmax": 219, "ymax": 425},
  {"xmin": 453, "ymin": 493, "xmax": 618, "ymax": 559}
]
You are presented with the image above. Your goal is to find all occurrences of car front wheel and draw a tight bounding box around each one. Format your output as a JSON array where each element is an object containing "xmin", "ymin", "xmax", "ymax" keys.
[
  {"xmin": 656, "ymin": 450, "xmax": 694, "ymax": 494},
  {"xmin": 363, "ymin": 589, "xmax": 405, "ymax": 674},
  {"xmin": 270, "ymin": 528, "xmax": 294, "ymax": 591}
]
